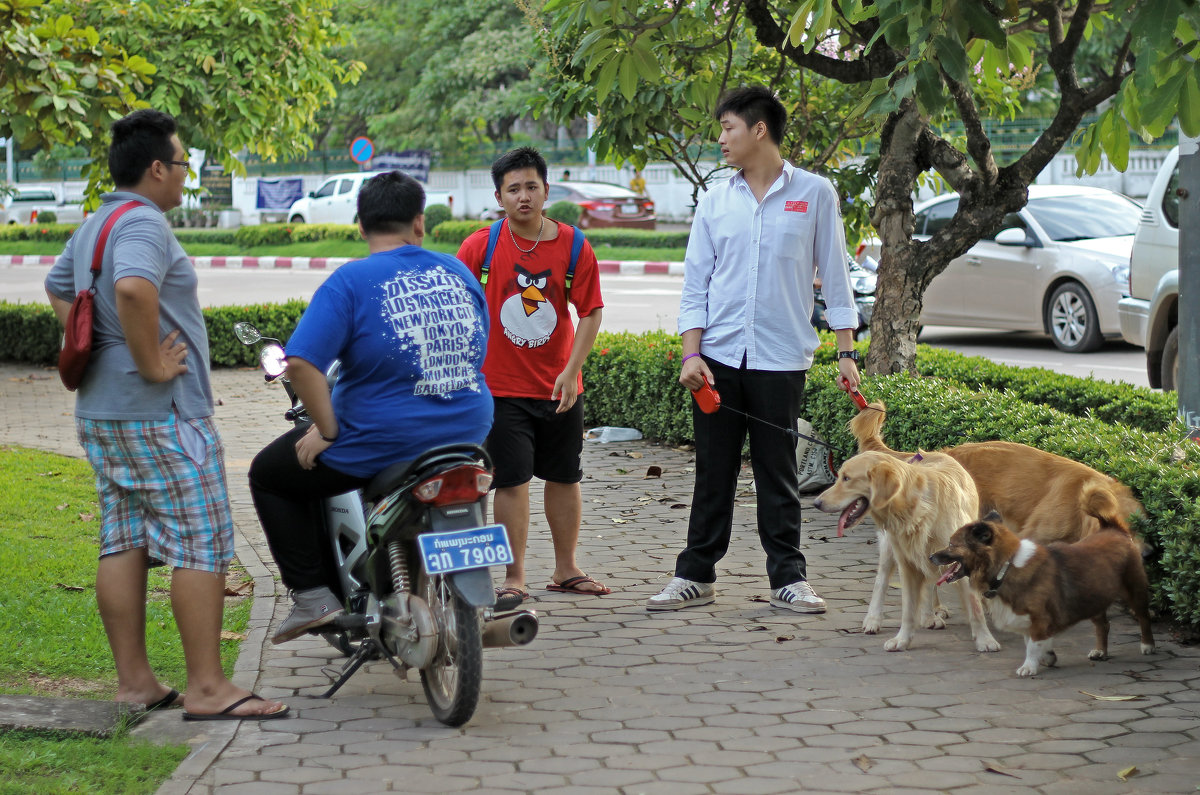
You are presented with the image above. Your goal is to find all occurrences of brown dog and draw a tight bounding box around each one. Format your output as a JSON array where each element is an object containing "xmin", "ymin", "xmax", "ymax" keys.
[
  {"xmin": 848, "ymin": 401, "xmax": 1144, "ymax": 635},
  {"xmin": 930, "ymin": 486, "xmax": 1154, "ymax": 676},
  {"xmin": 814, "ymin": 451, "xmax": 1000, "ymax": 653}
]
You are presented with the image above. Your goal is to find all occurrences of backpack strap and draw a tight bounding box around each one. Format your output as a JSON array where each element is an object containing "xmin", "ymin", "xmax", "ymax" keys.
[
  {"xmin": 88, "ymin": 200, "xmax": 142, "ymax": 292},
  {"xmin": 565, "ymin": 225, "xmax": 584, "ymax": 297},
  {"xmin": 480, "ymin": 219, "xmax": 505, "ymax": 287}
]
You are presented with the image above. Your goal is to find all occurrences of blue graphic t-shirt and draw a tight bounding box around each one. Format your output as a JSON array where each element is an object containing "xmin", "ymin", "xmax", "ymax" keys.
[{"xmin": 285, "ymin": 246, "xmax": 493, "ymax": 478}]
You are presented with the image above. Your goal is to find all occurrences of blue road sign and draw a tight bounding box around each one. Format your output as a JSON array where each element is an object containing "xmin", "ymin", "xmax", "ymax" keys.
[{"xmin": 349, "ymin": 136, "xmax": 374, "ymax": 164}]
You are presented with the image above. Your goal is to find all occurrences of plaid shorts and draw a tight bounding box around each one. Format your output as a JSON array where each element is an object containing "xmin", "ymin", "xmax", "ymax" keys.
[{"xmin": 76, "ymin": 412, "xmax": 235, "ymax": 573}]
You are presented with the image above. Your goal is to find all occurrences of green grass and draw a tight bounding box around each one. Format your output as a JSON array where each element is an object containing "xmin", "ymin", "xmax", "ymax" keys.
[
  {"xmin": 0, "ymin": 445, "xmax": 252, "ymax": 791},
  {"xmin": 0, "ymin": 730, "xmax": 187, "ymax": 795},
  {"xmin": 0, "ymin": 238, "xmax": 686, "ymax": 262}
]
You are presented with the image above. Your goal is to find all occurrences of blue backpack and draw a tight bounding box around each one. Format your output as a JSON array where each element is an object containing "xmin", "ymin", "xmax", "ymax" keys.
[{"xmin": 481, "ymin": 219, "xmax": 585, "ymax": 297}]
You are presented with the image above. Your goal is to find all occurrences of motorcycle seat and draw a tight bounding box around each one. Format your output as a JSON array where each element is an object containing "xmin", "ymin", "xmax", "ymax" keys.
[{"xmin": 362, "ymin": 443, "xmax": 491, "ymax": 505}]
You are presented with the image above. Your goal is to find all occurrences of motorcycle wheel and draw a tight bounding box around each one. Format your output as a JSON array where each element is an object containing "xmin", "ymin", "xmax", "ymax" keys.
[{"xmin": 417, "ymin": 570, "xmax": 483, "ymax": 727}]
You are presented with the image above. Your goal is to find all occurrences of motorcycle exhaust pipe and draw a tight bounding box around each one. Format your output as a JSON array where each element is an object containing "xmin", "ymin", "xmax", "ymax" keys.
[{"xmin": 482, "ymin": 609, "xmax": 539, "ymax": 648}]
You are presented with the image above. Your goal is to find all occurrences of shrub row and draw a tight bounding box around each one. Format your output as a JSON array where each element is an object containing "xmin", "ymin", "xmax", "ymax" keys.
[
  {"xmin": 0, "ymin": 223, "xmax": 78, "ymax": 242},
  {"xmin": 430, "ymin": 220, "xmax": 489, "ymax": 246},
  {"xmin": 429, "ymin": 220, "xmax": 690, "ymax": 250}
]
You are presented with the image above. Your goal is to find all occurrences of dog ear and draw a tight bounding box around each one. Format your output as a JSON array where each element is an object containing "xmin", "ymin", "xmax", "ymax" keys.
[
  {"xmin": 967, "ymin": 522, "xmax": 994, "ymax": 545},
  {"xmin": 982, "ymin": 509, "xmax": 1002, "ymax": 523},
  {"xmin": 867, "ymin": 460, "xmax": 904, "ymax": 514}
]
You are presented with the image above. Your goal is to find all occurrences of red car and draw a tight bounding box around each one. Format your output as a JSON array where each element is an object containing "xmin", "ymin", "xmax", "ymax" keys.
[{"xmin": 547, "ymin": 181, "xmax": 656, "ymax": 230}]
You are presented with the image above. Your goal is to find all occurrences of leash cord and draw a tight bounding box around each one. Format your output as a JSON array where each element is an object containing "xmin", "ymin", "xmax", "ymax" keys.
[{"xmin": 712, "ymin": 403, "xmax": 887, "ymax": 450}]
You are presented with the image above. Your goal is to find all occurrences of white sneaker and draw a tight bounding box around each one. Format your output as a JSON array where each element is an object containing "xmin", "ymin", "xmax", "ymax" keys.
[
  {"xmin": 771, "ymin": 580, "xmax": 826, "ymax": 613},
  {"xmin": 646, "ymin": 577, "xmax": 715, "ymax": 611}
]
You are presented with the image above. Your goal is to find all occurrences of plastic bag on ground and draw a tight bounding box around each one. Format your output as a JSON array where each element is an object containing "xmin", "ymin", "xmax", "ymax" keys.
[{"xmin": 586, "ymin": 426, "xmax": 643, "ymax": 443}]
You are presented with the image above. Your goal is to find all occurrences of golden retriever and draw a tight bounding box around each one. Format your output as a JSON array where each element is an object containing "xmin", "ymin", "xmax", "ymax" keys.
[
  {"xmin": 848, "ymin": 401, "xmax": 1144, "ymax": 635},
  {"xmin": 814, "ymin": 451, "xmax": 1000, "ymax": 653},
  {"xmin": 931, "ymin": 485, "xmax": 1154, "ymax": 676}
]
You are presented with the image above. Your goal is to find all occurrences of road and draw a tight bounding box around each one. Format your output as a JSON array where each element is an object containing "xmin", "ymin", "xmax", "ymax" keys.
[{"xmin": 2, "ymin": 266, "xmax": 1153, "ymax": 388}]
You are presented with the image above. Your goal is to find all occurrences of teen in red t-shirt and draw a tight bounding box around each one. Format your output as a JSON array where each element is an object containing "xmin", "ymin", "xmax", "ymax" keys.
[{"xmin": 456, "ymin": 147, "xmax": 608, "ymax": 606}]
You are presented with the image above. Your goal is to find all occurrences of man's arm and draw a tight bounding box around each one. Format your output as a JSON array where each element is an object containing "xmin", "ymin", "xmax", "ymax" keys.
[
  {"xmin": 46, "ymin": 292, "xmax": 72, "ymax": 327},
  {"xmin": 114, "ymin": 275, "xmax": 188, "ymax": 383},
  {"xmin": 551, "ymin": 308, "xmax": 603, "ymax": 413},
  {"xmin": 286, "ymin": 356, "xmax": 340, "ymax": 469}
]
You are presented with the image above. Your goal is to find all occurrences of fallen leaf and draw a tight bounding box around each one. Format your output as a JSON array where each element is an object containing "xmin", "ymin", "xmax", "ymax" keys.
[
  {"xmin": 670, "ymin": 503, "xmax": 688, "ymax": 509},
  {"xmin": 1116, "ymin": 765, "xmax": 1137, "ymax": 781},
  {"xmin": 612, "ymin": 518, "xmax": 628, "ymax": 524},
  {"xmin": 748, "ymin": 596, "xmax": 770, "ymax": 603},
  {"xmin": 219, "ymin": 631, "xmax": 246, "ymax": 641},
  {"xmin": 215, "ymin": 398, "xmax": 224, "ymax": 406},
  {"xmin": 775, "ymin": 635, "xmax": 795, "ymax": 643},
  {"xmin": 1079, "ymin": 690, "xmax": 1141, "ymax": 701},
  {"xmin": 627, "ymin": 451, "xmax": 643, "ymax": 459},
  {"xmin": 78, "ymin": 512, "xmax": 95, "ymax": 522},
  {"xmin": 38, "ymin": 471, "xmax": 62, "ymax": 477},
  {"xmin": 983, "ymin": 761, "xmax": 1020, "ymax": 778},
  {"xmin": 643, "ymin": 465, "xmax": 662, "ymax": 478},
  {"xmin": 615, "ymin": 468, "xmax": 628, "ymax": 474},
  {"xmin": 55, "ymin": 583, "xmax": 86, "ymax": 592},
  {"xmin": 224, "ymin": 580, "xmax": 253, "ymax": 597},
  {"xmin": 56, "ymin": 503, "xmax": 68, "ymax": 511},
  {"xmin": 746, "ymin": 625, "xmax": 768, "ymax": 632},
  {"xmin": 853, "ymin": 755, "xmax": 873, "ymax": 772}
]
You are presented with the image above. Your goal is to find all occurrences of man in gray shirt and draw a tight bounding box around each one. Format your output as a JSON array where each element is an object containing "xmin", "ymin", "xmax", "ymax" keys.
[{"xmin": 45, "ymin": 109, "xmax": 287, "ymax": 721}]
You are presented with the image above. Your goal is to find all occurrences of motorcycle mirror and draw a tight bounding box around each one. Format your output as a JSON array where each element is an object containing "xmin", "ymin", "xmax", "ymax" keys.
[
  {"xmin": 233, "ymin": 322, "xmax": 262, "ymax": 345},
  {"xmin": 260, "ymin": 344, "xmax": 287, "ymax": 377}
]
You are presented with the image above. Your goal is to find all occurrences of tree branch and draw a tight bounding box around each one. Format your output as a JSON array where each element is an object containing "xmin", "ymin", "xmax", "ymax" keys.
[{"xmin": 742, "ymin": 0, "xmax": 899, "ymax": 84}]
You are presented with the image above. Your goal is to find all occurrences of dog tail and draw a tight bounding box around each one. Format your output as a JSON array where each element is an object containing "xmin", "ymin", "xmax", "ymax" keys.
[
  {"xmin": 1081, "ymin": 483, "xmax": 1131, "ymax": 535},
  {"xmin": 849, "ymin": 400, "xmax": 893, "ymax": 454}
]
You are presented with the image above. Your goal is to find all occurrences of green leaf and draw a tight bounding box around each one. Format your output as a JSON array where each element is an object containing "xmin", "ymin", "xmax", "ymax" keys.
[
  {"xmin": 1141, "ymin": 66, "xmax": 1188, "ymax": 133},
  {"xmin": 629, "ymin": 39, "xmax": 660, "ymax": 83},
  {"xmin": 595, "ymin": 55, "xmax": 620, "ymax": 98},
  {"xmin": 913, "ymin": 61, "xmax": 945, "ymax": 113},
  {"xmin": 960, "ymin": 0, "xmax": 1007, "ymax": 48},
  {"xmin": 934, "ymin": 34, "xmax": 970, "ymax": 84},
  {"xmin": 617, "ymin": 53, "xmax": 639, "ymax": 102},
  {"xmin": 787, "ymin": 0, "xmax": 819, "ymax": 48},
  {"xmin": 1179, "ymin": 66, "xmax": 1200, "ymax": 138}
]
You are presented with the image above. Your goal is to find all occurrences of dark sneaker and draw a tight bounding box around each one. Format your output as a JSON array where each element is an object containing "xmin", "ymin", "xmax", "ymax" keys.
[
  {"xmin": 646, "ymin": 577, "xmax": 715, "ymax": 610},
  {"xmin": 770, "ymin": 580, "xmax": 826, "ymax": 613},
  {"xmin": 273, "ymin": 587, "xmax": 344, "ymax": 644}
]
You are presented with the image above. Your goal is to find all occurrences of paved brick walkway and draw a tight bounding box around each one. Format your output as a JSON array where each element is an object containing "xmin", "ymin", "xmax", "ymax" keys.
[{"xmin": 2, "ymin": 362, "xmax": 1198, "ymax": 794}]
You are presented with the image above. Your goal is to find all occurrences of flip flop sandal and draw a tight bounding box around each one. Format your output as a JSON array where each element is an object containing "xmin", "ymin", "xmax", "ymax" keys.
[
  {"xmin": 182, "ymin": 693, "xmax": 290, "ymax": 722},
  {"xmin": 545, "ymin": 575, "xmax": 612, "ymax": 595},
  {"xmin": 144, "ymin": 688, "xmax": 183, "ymax": 712},
  {"xmin": 495, "ymin": 586, "xmax": 530, "ymax": 610}
]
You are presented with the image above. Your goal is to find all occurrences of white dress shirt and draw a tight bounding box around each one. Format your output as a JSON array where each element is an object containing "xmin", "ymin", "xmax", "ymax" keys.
[{"xmin": 678, "ymin": 161, "xmax": 858, "ymax": 371}]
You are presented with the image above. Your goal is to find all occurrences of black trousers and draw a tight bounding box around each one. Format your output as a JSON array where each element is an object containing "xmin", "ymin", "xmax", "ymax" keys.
[
  {"xmin": 674, "ymin": 356, "xmax": 808, "ymax": 590},
  {"xmin": 249, "ymin": 425, "xmax": 370, "ymax": 592}
]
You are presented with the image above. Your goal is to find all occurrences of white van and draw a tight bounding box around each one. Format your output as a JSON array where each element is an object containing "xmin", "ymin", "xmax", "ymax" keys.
[
  {"xmin": 1119, "ymin": 147, "xmax": 1180, "ymax": 389},
  {"xmin": 285, "ymin": 171, "xmax": 452, "ymax": 225}
]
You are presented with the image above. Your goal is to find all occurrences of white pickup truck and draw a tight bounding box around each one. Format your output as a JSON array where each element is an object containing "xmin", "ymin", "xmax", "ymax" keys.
[
  {"xmin": 1118, "ymin": 147, "xmax": 1180, "ymax": 389},
  {"xmin": 1, "ymin": 186, "xmax": 86, "ymax": 225}
]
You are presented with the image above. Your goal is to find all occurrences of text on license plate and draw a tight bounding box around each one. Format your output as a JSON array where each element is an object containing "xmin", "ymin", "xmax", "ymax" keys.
[
  {"xmin": 621, "ymin": 203, "xmax": 638, "ymax": 214},
  {"xmin": 418, "ymin": 525, "xmax": 513, "ymax": 574}
]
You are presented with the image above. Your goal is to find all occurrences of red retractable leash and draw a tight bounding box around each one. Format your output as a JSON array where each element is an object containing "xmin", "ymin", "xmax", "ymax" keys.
[{"xmin": 690, "ymin": 376, "xmax": 871, "ymax": 448}]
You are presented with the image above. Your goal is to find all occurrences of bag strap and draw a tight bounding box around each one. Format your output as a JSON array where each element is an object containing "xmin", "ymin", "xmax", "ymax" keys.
[
  {"xmin": 481, "ymin": 219, "xmax": 586, "ymax": 298},
  {"xmin": 87, "ymin": 200, "xmax": 142, "ymax": 291},
  {"xmin": 480, "ymin": 219, "xmax": 505, "ymax": 288}
]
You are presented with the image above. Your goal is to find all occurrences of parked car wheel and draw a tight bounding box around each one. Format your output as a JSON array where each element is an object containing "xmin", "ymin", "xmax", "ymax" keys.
[
  {"xmin": 1161, "ymin": 326, "xmax": 1179, "ymax": 391},
  {"xmin": 1047, "ymin": 281, "xmax": 1103, "ymax": 353},
  {"xmin": 289, "ymin": 214, "xmax": 306, "ymax": 224}
]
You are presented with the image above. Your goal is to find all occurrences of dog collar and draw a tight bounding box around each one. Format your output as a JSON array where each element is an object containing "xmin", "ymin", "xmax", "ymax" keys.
[{"xmin": 984, "ymin": 560, "xmax": 1012, "ymax": 599}]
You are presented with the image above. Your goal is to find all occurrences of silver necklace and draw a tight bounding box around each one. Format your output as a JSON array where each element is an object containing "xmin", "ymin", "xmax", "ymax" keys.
[{"xmin": 508, "ymin": 216, "xmax": 545, "ymax": 254}]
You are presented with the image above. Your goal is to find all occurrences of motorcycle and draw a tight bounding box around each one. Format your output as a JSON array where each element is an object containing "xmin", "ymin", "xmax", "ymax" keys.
[
  {"xmin": 233, "ymin": 321, "xmax": 538, "ymax": 727},
  {"xmin": 813, "ymin": 254, "xmax": 877, "ymax": 340}
]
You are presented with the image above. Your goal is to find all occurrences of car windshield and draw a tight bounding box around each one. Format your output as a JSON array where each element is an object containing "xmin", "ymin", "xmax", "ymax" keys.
[
  {"xmin": 1026, "ymin": 194, "xmax": 1141, "ymax": 241},
  {"xmin": 568, "ymin": 183, "xmax": 638, "ymax": 199}
]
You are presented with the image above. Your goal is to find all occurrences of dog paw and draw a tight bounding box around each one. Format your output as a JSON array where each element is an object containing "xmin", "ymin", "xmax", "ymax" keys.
[
  {"xmin": 1040, "ymin": 650, "xmax": 1058, "ymax": 668},
  {"xmin": 861, "ymin": 616, "xmax": 882, "ymax": 635},
  {"xmin": 884, "ymin": 635, "xmax": 910, "ymax": 652},
  {"xmin": 922, "ymin": 614, "xmax": 947, "ymax": 630},
  {"xmin": 1015, "ymin": 664, "xmax": 1039, "ymax": 677},
  {"xmin": 1140, "ymin": 643, "xmax": 1156, "ymax": 655},
  {"xmin": 1087, "ymin": 649, "xmax": 1108, "ymax": 661},
  {"xmin": 933, "ymin": 606, "xmax": 950, "ymax": 621},
  {"xmin": 976, "ymin": 637, "xmax": 1001, "ymax": 653}
]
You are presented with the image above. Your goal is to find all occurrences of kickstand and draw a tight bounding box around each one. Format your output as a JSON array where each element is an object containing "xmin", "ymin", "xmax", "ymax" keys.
[{"xmin": 321, "ymin": 639, "xmax": 378, "ymax": 698}]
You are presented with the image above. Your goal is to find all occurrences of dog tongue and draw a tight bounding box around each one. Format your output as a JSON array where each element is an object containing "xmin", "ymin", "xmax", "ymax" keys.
[
  {"xmin": 837, "ymin": 507, "xmax": 852, "ymax": 537},
  {"xmin": 935, "ymin": 562, "xmax": 960, "ymax": 586}
]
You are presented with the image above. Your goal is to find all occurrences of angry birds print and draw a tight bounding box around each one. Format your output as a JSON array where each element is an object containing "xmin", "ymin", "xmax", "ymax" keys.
[{"xmin": 500, "ymin": 265, "xmax": 557, "ymax": 348}]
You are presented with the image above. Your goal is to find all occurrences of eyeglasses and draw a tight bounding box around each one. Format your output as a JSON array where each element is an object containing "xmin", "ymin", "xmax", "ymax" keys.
[{"xmin": 165, "ymin": 160, "xmax": 190, "ymax": 169}]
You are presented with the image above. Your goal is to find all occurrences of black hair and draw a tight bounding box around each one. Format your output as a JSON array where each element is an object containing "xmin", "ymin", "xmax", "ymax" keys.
[
  {"xmin": 714, "ymin": 86, "xmax": 787, "ymax": 146},
  {"xmin": 108, "ymin": 109, "xmax": 178, "ymax": 188},
  {"xmin": 356, "ymin": 171, "xmax": 425, "ymax": 235},
  {"xmin": 490, "ymin": 146, "xmax": 548, "ymax": 191}
]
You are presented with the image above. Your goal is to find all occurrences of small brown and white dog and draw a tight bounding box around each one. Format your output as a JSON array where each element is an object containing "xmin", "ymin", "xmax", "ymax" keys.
[
  {"xmin": 848, "ymin": 401, "xmax": 1144, "ymax": 635},
  {"xmin": 814, "ymin": 451, "xmax": 1000, "ymax": 653},
  {"xmin": 930, "ymin": 486, "xmax": 1155, "ymax": 677}
]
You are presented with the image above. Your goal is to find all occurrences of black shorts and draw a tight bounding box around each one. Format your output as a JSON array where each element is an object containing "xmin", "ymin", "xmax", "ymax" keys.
[{"xmin": 486, "ymin": 397, "xmax": 584, "ymax": 488}]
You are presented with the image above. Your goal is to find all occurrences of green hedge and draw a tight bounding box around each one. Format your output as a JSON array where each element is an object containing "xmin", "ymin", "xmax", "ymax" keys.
[
  {"xmin": 0, "ymin": 301, "xmax": 60, "ymax": 364},
  {"xmin": 546, "ymin": 201, "xmax": 582, "ymax": 226},
  {"xmin": 233, "ymin": 223, "xmax": 296, "ymax": 247},
  {"xmin": 0, "ymin": 223, "xmax": 78, "ymax": 242},
  {"xmin": 431, "ymin": 219, "xmax": 490, "ymax": 246},
  {"xmin": 425, "ymin": 204, "xmax": 452, "ymax": 232},
  {"xmin": 580, "ymin": 228, "xmax": 689, "ymax": 249}
]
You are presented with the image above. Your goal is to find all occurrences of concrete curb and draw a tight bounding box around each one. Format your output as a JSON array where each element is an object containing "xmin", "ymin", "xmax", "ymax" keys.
[{"xmin": 0, "ymin": 254, "xmax": 684, "ymax": 276}]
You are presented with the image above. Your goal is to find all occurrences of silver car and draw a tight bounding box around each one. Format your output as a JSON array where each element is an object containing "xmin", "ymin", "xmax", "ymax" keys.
[{"xmin": 867, "ymin": 185, "xmax": 1142, "ymax": 353}]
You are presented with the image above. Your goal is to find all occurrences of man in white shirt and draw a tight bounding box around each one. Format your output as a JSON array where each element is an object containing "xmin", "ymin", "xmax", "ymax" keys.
[{"xmin": 648, "ymin": 86, "xmax": 862, "ymax": 613}]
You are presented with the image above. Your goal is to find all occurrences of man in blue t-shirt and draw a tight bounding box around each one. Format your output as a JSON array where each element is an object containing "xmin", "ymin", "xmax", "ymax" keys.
[{"xmin": 249, "ymin": 171, "xmax": 493, "ymax": 644}]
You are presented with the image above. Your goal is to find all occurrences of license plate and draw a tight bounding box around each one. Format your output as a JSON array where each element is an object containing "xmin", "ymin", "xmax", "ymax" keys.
[
  {"xmin": 418, "ymin": 525, "xmax": 513, "ymax": 575},
  {"xmin": 621, "ymin": 203, "xmax": 638, "ymax": 214}
]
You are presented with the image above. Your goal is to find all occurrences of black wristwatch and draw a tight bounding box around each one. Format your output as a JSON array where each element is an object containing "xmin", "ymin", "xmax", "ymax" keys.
[{"xmin": 837, "ymin": 350, "xmax": 860, "ymax": 362}]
